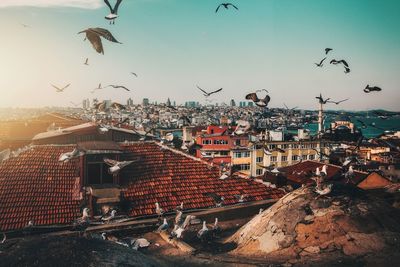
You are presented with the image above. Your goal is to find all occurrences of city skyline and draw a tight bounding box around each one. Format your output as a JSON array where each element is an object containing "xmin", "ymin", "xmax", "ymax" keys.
[{"xmin": 0, "ymin": 0, "xmax": 399, "ymax": 110}]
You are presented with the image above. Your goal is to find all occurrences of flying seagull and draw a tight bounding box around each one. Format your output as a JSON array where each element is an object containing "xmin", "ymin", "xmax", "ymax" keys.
[
  {"xmin": 84, "ymin": 58, "xmax": 89, "ymax": 65},
  {"xmin": 325, "ymin": 48, "xmax": 333, "ymax": 55},
  {"xmin": 245, "ymin": 90, "xmax": 271, "ymax": 107},
  {"xmin": 104, "ymin": 158, "xmax": 137, "ymax": 175},
  {"xmin": 91, "ymin": 83, "xmax": 103, "ymax": 93},
  {"xmin": 364, "ymin": 85, "xmax": 382, "ymax": 93},
  {"xmin": 315, "ymin": 93, "xmax": 330, "ymax": 104},
  {"xmin": 327, "ymin": 98, "xmax": 349, "ymax": 105},
  {"xmin": 110, "ymin": 102, "xmax": 126, "ymax": 110},
  {"xmin": 78, "ymin": 28, "xmax": 121, "ymax": 55},
  {"xmin": 59, "ymin": 148, "xmax": 84, "ymax": 162},
  {"xmin": 216, "ymin": 3, "xmax": 239, "ymax": 13},
  {"xmin": 196, "ymin": 85, "xmax": 223, "ymax": 97},
  {"xmin": 315, "ymin": 57, "xmax": 326, "ymax": 67},
  {"xmin": 104, "ymin": 0, "xmax": 123, "ymax": 24},
  {"xmin": 106, "ymin": 85, "xmax": 130, "ymax": 91},
  {"xmin": 330, "ymin": 59, "xmax": 350, "ymax": 73},
  {"xmin": 21, "ymin": 23, "xmax": 30, "ymax": 28},
  {"xmin": 131, "ymin": 72, "xmax": 138, "ymax": 77},
  {"xmin": 52, "ymin": 84, "xmax": 70, "ymax": 93}
]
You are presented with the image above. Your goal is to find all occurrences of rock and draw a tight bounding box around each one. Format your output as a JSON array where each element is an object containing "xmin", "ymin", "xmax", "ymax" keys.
[{"xmin": 303, "ymin": 246, "xmax": 320, "ymax": 254}]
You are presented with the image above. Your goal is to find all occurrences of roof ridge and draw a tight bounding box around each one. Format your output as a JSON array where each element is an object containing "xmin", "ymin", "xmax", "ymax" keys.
[{"xmin": 303, "ymin": 160, "xmax": 370, "ymax": 175}]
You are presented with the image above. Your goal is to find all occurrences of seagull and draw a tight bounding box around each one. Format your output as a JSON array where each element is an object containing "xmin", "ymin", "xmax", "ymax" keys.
[
  {"xmin": 216, "ymin": 3, "xmax": 239, "ymax": 13},
  {"xmin": 101, "ymin": 209, "xmax": 117, "ymax": 223},
  {"xmin": 155, "ymin": 202, "xmax": 165, "ymax": 218},
  {"xmin": 327, "ymin": 98, "xmax": 349, "ymax": 105},
  {"xmin": 325, "ymin": 48, "xmax": 333, "ymax": 55},
  {"xmin": 175, "ymin": 210, "xmax": 183, "ymax": 225},
  {"xmin": 110, "ymin": 102, "xmax": 126, "ymax": 111},
  {"xmin": 72, "ymin": 207, "xmax": 90, "ymax": 233},
  {"xmin": 344, "ymin": 165, "xmax": 355, "ymax": 183},
  {"xmin": 1, "ymin": 233, "xmax": 6, "ymax": 244},
  {"xmin": 170, "ymin": 215, "xmax": 196, "ymax": 239},
  {"xmin": 103, "ymin": 158, "xmax": 136, "ymax": 175},
  {"xmin": 106, "ymin": 85, "xmax": 130, "ymax": 91},
  {"xmin": 130, "ymin": 72, "xmax": 138, "ymax": 77},
  {"xmin": 315, "ymin": 183, "xmax": 332, "ymax": 196},
  {"xmin": 91, "ymin": 83, "xmax": 103, "ymax": 93},
  {"xmin": 51, "ymin": 84, "xmax": 70, "ymax": 93},
  {"xmin": 104, "ymin": 0, "xmax": 123, "ymax": 24},
  {"xmin": 364, "ymin": 85, "xmax": 382, "ymax": 93},
  {"xmin": 197, "ymin": 221, "xmax": 210, "ymax": 242},
  {"xmin": 204, "ymin": 192, "xmax": 225, "ymax": 207},
  {"xmin": 315, "ymin": 57, "xmax": 326, "ymax": 67},
  {"xmin": 84, "ymin": 58, "xmax": 89, "ymax": 65},
  {"xmin": 233, "ymin": 120, "xmax": 251, "ymax": 135},
  {"xmin": 245, "ymin": 90, "xmax": 271, "ymax": 107},
  {"xmin": 234, "ymin": 194, "xmax": 247, "ymax": 203},
  {"xmin": 94, "ymin": 101, "xmax": 106, "ymax": 111},
  {"xmin": 131, "ymin": 238, "xmax": 150, "ymax": 250},
  {"xmin": 258, "ymin": 208, "xmax": 264, "ymax": 214},
  {"xmin": 176, "ymin": 202, "xmax": 184, "ymax": 212},
  {"xmin": 212, "ymin": 218, "xmax": 221, "ymax": 237},
  {"xmin": 59, "ymin": 148, "xmax": 84, "ymax": 162},
  {"xmin": 330, "ymin": 59, "xmax": 350, "ymax": 73},
  {"xmin": 196, "ymin": 85, "xmax": 223, "ymax": 97},
  {"xmin": 156, "ymin": 218, "xmax": 169, "ymax": 232},
  {"xmin": 21, "ymin": 23, "xmax": 30, "ymax": 28},
  {"xmin": 315, "ymin": 93, "xmax": 330, "ymax": 104},
  {"xmin": 78, "ymin": 28, "xmax": 121, "ymax": 55}
]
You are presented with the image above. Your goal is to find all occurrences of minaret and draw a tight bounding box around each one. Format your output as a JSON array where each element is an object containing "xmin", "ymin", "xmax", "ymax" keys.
[{"xmin": 318, "ymin": 101, "xmax": 324, "ymax": 139}]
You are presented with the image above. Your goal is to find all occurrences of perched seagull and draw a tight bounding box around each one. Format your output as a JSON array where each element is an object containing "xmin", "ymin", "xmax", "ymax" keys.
[
  {"xmin": 196, "ymin": 85, "xmax": 223, "ymax": 97},
  {"xmin": 212, "ymin": 218, "xmax": 221, "ymax": 237},
  {"xmin": 197, "ymin": 221, "xmax": 210, "ymax": 241},
  {"xmin": 51, "ymin": 83, "xmax": 70, "ymax": 93},
  {"xmin": 1, "ymin": 233, "xmax": 6, "ymax": 244},
  {"xmin": 325, "ymin": 48, "xmax": 333, "ymax": 55},
  {"xmin": 344, "ymin": 165, "xmax": 355, "ymax": 183},
  {"xmin": 234, "ymin": 194, "xmax": 247, "ymax": 203},
  {"xmin": 364, "ymin": 85, "xmax": 382, "ymax": 93},
  {"xmin": 156, "ymin": 218, "xmax": 169, "ymax": 232},
  {"xmin": 103, "ymin": 158, "xmax": 136, "ymax": 175},
  {"xmin": 106, "ymin": 85, "xmax": 130, "ymax": 91},
  {"xmin": 130, "ymin": 72, "xmax": 138, "ymax": 77},
  {"xmin": 131, "ymin": 238, "xmax": 150, "ymax": 250},
  {"xmin": 155, "ymin": 202, "xmax": 164, "ymax": 218},
  {"xmin": 327, "ymin": 98, "xmax": 349, "ymax": 105},
  {"xmin": 204, "ymin": 192, "xmax": 225, "ymax": 207},
  {"xmin": 315, "ymin": 183, "xmax": 333, "ymax": 196},
  {"xmin": 101, "ymin": 209, "xmax": 117, "ymax": 223},
  {"xmin": 59, "ymin": 148, "xmax": 84, "ymax": 162},
  {"xmin": 258, "ymin": 208, "xmax": 264, "ymax": 215},
  {"xmin": 315, "ymin": 57, "xmax": 326, "ymax": 67},
  {"xmin": 176, "ymin": 202, "xmax": 184, "ymax": 212},
  {"xmin": 175, "ymin": 210, "xmax": 183, "ymax": 225},
  {"xmin": 72, "ymin": 207, "xmax": 90, "ymax": 233},
  {"xmin": 78, "ymin": 28, "xmax": 121, "ymax": 55},
  {"xmin": 170, "ymin": 215, "xmax": 195, "ymax": 239},
  {"xmin": 245, "ymin": 90, "xmax": 271, "ymax": 107},
  {"xmin": 84, "ymin": 58, "xmax": 89, "ymax": 65},
  {"xmin": 104, "ymin": 0, "xmax": 123, "ymax": 24},
  {"xmin": 216, "ymin": 3, "xmax": 239, "ymax": 13}
]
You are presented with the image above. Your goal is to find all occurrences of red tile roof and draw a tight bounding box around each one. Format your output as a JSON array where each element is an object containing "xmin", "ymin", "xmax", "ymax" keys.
[
  {"xmin": 0, "ymin": 142, "xmax": 284, "ymax": 232},
  {"xmin": 280, "ymin": 160, "xmax": 369, "ymax": 186},
  {"xmin": 119, "ymin": 142, "xmax": 284, "ymax": 217},
  {"xmin": 0, "ymin": 145, "xmax": 82, "ymax": 231}
]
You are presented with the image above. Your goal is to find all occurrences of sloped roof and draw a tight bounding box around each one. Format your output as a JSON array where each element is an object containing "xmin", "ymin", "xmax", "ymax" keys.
[
  {"xmin": 119, "ymin": 142, "xmax": 285, "ymax": 216},
  {"xmin": 0, "ymin": 145, "xmax": 82, "ymax": 231},
  {"xmin": 280, "ymin": 160, "xmax": 369, "ymax": 185}
]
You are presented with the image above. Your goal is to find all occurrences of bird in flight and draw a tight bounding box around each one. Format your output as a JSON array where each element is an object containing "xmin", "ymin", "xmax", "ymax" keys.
[
  {"xmin": 315, "ymin": 93, "xmax": 330, "ymax": 104},
  {"xmin": 245, "ymin": 90, "xmax": 271, "ymax": 107},
  {"xmin": 325, "ymin": 48, "xmax": 333, "ymax": 55},
  {"xmin": 104, "ymin": 0, "xmax": 123, "ymax": 24},
  {"xmin": 196, "ymin": 86, "xmax": 223, "ymax": 97},
  {"xmin": 91, "ymin": 83, "xmax": 103, "ymax": 93},
  {"xmin": 315, "ymin": 57, "xmax": 326, "ymax": 67},
  {"xmin": 110, "ymin": 102, "xmax": 126, "ymax": 111},
  {"xmin": 216, "ymin": 3, "xmax": 239, "ymax": 13},
  {"xmin": 51, "ymin": 84, "xmax": 70, "ymax": 93},
  {"xmin": 106, "ymin": 85, "xmax": 130, "ymax": 91},
  {"xmin": 21, "ymin": 23, "xmax": 30, "ymax": 28},
  {"xmin": 84, "ymin": 58, "xmax": 89, "ymax": 65},
  {"xmin": 364, "ymin": 85, "xmax": 382, "ymax": 93},
  {"xmin": 78, "ymin": 28, "xmax": 121, "ymax": 55},
  {"xmin": 131, "ymin": 72, "xmax": 138, "ymax": 77},
  {"xmin": 327, "ymin": 98, "xmax": 349, "ymax": 105},
  {"xmin": 330, "ymin": 59, "xmax": 350, "ymax": 74}
]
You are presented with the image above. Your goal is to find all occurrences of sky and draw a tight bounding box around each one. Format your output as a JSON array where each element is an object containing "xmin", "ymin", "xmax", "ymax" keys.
[{"xmin": 0, "ymin": 0, "xmax": 399, "ymax": 110}]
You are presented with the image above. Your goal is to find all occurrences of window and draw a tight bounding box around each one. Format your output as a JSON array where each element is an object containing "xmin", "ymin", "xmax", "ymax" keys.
[
  {"xmin": 281, "ymin": 156, "xmax": 287, "ymax": 162},
  {"xmin": 233, "ymin": 152, "xmax": 242, "ymax": 158},
  {"xmin": 270, "ymin": 156, "xmax": 277, "ymax": 162},
  {"xmin": 292, "ymin": 155, "xmax": 299, "ymax": 161},
  {"xmin": 302, "ymin": 155, "xmax": 307, "ymax": 160},
  {"xmin": 282, "ymin": 144, "xmax": 289, "ymax": 149},
  {"xmin": 309, "ymin": 154, "xmax": 315, "ymax": 160},
  {"xmin": 234, "ymin": 164, "xmax": 250, "ymax": 171},
  {"xmin": 256, "ymin": 169, "xmax": 263, "ymax": 175},
  {"xmin": 220, "ymin": 151, "xmax": 229, "ymax": 156},
  {"xmin": 202, "ymin": 139, "xmax": 211, "ymax": 145},
  {"xmin": 269, "ymin": 144, "xmax": 276, "ymax": 149},
  {"xmin": 243, "ymin": 151, "xmax": 250, "ymax": 158},
  {"xmin": 292, "ymin": 144, "xmax": 299, "ymax": 149},
  {"xmin": 214, "ymin": 139, "xmax": 228, "ymax": 145},
  {"xmin": 256, "ymin": 157, "xmax": 263, "ymax": 163},
  {"xmin": 235, "ymin": 140, "xmax": 241, "ymax": 146},
  {"xmin": 86, "ymin": 154, "xmax": 115, "ymax": 185}
]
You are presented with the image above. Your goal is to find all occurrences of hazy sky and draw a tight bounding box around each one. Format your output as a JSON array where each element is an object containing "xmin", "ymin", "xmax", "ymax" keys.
[{"xmin": 0, "ymin": 0, "xmax": 399, "ymax": 110}]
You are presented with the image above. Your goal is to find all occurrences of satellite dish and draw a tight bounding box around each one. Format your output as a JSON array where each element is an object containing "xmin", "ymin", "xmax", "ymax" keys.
[{"xmin": 165, "ymin": 133, "xmax": 174, "ymax": 142}]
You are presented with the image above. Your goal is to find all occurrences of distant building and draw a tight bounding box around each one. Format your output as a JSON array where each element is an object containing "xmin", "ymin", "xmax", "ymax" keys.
[
  {"xmin": 185, "ymin": 101, "xmax": 198, "ymax": 108},
  {"xmin": 127, "ymin": 98, "xmax": 134, "ymax": 107},
  {"xmin": 247, "ymin": 102, "xmax": 254, "ymax": 107},
  {"xmin": 239, "ymin": 101, "xmax": 246, "ymax": 107},
  {"xmin": 166, "ymin": 98, "xmax": 171, "ymax": 107},
  {"xmin": 142, "ymin": 98, "xmax": 149, "ymax": 106},
  {"xmin": 104, "ymin": 100, "xmax": 112, "ymax": 109},
  {"xmin": 173, "ymin": 101, "xmax": 176, "ymax": 107},
  {"xmin": 82, "ymin": 99, "xmax": 90, "ymax": 110},
  {"xmin": 230, "ymin": 99, "xmax": 236, "ymax": 107}
]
